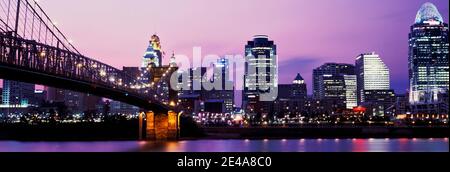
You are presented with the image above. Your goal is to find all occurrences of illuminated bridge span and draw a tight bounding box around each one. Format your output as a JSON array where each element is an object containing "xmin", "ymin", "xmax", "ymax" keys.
[{"xmin": 0, "ymin": 0, "xmax": 178, "ymax": 140}]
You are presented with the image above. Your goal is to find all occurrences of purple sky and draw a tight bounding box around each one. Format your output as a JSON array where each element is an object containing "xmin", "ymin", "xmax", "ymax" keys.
[{"xmin": 1, "ymin": 0, "xmax": 449, "ymax": 96}]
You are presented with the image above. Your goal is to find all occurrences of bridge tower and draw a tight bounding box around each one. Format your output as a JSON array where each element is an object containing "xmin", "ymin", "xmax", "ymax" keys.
[{"xmin": 139, "ymin": 111, "xmax": 179, "ymax": 140}]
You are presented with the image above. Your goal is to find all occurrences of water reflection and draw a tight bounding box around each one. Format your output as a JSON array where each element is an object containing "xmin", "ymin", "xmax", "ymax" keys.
[{"xmin": 0, "ymin": 138, "xmax": 447, "ymax": 152}]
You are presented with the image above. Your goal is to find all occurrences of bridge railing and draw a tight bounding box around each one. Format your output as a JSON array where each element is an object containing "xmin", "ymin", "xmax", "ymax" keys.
[{"xmin": 0, "ymin": 32, "xmax": 152, "ymax": 97}]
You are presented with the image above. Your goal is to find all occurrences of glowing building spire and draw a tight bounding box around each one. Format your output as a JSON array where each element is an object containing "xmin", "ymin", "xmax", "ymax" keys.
[
  {"xmin": 142, "ymin": 34, "xmax": 162, "ymax": 68},
  {"xmin": 415, "ymin": 2, "xmax": 443, "ymax": 24}
]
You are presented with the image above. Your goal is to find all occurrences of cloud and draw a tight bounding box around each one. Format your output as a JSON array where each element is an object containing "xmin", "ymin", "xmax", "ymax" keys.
[
  {"xmin": 279, "ymin": 57, "xmax": 321, "ymax": 67},
  {"xmin": 277, "ymin": 56, "xmax": 327, "ymax": 94},
  {"xmin": 278, "ymin": 56, "xmax": 325, "ymax": 77}
]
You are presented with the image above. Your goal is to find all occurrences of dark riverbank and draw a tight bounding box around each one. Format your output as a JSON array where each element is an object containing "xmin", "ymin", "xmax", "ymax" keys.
[
  {"xmin": 1, "ymin": 123, "xmax": 448, "ymax": 141},
  {"xmin": 0, "ymin": 122, "xmax": 140, "ymax": 141},
  {"xmin": 0, "ymin": 116, "xmax": 204, "ymax": 141},
  {"xmin": 201, "ymin": 126, "xmax": 450, "ymax": 139}
]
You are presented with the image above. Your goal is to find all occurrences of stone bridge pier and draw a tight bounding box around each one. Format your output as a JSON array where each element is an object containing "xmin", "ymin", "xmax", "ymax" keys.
[{"xmin": 139, "ymin": 111, "xmax": 179, "ymax": 140}]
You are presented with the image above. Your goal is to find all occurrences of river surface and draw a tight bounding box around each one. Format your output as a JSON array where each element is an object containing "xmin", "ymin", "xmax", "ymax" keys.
[{"xmin": 0, "ymin": 138, "xmax": 448, "ymax": 152}]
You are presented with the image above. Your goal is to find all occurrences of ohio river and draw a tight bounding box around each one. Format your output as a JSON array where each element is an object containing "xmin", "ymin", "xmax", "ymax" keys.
[{"xmin": 0, "ymin": 138, "xmax": 448, "ymax": 152}]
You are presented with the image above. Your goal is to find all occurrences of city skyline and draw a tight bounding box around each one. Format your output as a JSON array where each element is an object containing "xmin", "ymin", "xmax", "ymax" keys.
[
  {"xmin": 0, "ymin": 0, "xmax": 448, "ymax": 96},
  {"xmin": 0, "ymin": 0, "xmax": 448, "ymax": 154}
]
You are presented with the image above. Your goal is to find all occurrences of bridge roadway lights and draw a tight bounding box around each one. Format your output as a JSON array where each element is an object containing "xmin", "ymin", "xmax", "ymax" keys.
[{"xmin": 140, "ymin": 111, "xmax": 178, "ymax": 140}]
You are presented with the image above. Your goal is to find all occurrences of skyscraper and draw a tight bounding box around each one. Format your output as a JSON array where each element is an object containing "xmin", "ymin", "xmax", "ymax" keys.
[
  {"xmin": 274, "ymin": 73, "xmax": 308, "ymax": 116},
  {"xmin": 243, "ymin": 35, "xmax": 278, "ymax": 115},
  {"xmin": 206, "ymin": 58, "xmax": 234, "ymax": 113},
  {"xmin": 355, "ymin": 52, "xmax": 390, "ymax": 103},
  {"xmin": 291, "ymin": 73, "xmax": 308, "ymax": 115},
  {"xmin": 142, "ymin": 34, "xmax": 163, "ymax": 68},
  {"xmin": 344, "ymin": 75, "xmax": 357, "ymax": 109},
  {"xmin": 1, "ymin": 80, "xmax": 35, "ymax": 107},
  {"xmin": 313, "ymin": 63, "xmax": 354, "ymax": 99},
  {"xmin": 408, "ymin": 2, "xmax": 449, "ymax": 114},
  {"xmin": 355, "ymin": 52, "xmax": 395, "ymax": 116},
  {"xmin": 292, "ymin": 73, "xmax": 307, "ymax": 101},
  {"xmin": 317, "ymin": 74, "xmax": 354, "ymax": 111},
  {"xmin": 177, "ymin": 67, "xmax": 207, "ymax": 115}
]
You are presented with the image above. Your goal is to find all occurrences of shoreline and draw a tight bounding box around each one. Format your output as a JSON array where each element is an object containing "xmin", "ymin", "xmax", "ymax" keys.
[
  {"xmin": 0, "ymin": 123, "xmax": 448, "ymax": 141},
  {"xmin": 200, "ymin": 126, "xmax": 449, "ymax": 140}
]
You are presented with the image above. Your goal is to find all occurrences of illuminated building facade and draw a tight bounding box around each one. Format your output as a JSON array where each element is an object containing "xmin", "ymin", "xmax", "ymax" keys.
[
  {"xmin": 206, "ymin": 58, "xmax": 234, "ymax": 113},
  {"xmin": 177, "ymin": 58, "xmax": 235, "ymax": 114},
  {"xmin": 408, "ymin": 3, "xmax": 449, "ymax": 114},
  {"xmin": 1, "ymin": 80, "xmax": 35, "ymax": 108},
  {"xmin": 344, "ymin": 75, "xmax": 358, "ymax": 109},
  {"xmin": 313, "ymin": 63, "xmax": 355, "ymax": 112},
  {"xmin": 243, "ymin": 35, "xmax": 278, "ymax": 115},
  {"xmin": 355, "ymin": 52, "xmax": 394, "ymax": 116},
  {"xmin": 317, "ymin": 74, "xmax": 356, "ymax": 111},
  {"xmin": 361, "ymin": 90, "xmax": 396, "ymax": 116},
  {"xmin": 355, "ymin": 52, "xmax": 390, "ymax": 103},
  {"xmin": 313, "ymin": 63, "xmax": 354, "ymax": 99},
  {"xmin": 292, "ymin": 73, "xmax": 307, "ymax": 101},
  {"xmin": 274, "ymin": 73, "xmax": 308, "ymax": 116},
  {"xmin": 178, "ymin": 67, "xmax": 207, "ymax": 115},
  {"xmin": 142, "ymin": 34, "xmax": 163, "ymax": 68}
]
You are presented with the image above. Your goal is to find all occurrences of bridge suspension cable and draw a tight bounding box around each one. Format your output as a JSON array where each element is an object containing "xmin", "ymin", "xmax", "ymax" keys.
[{"xmin": 0, "ymin": 0, "xmax": 80, "ymax": 54}]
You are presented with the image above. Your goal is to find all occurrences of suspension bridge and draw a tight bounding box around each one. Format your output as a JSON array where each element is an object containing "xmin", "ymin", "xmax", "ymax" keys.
[{"xmin": 0, "ymin": 0, "xmax": 178, "ymax": 140}]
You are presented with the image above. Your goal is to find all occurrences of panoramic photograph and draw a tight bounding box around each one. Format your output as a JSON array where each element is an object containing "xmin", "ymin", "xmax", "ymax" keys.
[{"xmin": 0, "ymin": 0, "xmax": 448, "ymax": 161}]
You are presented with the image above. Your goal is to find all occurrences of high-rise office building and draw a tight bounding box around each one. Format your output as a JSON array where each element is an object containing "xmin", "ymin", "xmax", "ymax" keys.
[
  {"xmin": 1, "ymin": 80, "xmax": 35, "ymax": 107},
  {"xmin": 205, "ymin": 58, "xmax": 234, "ymax": 113},
  {"xmin": 178, "ymin": 67, "xmax": 207, "ymax": 115},
  {"xmin": 274, "ymin": 73, "xmax": 308, "ymax": 116},
  {"xmin": 355, "ymin": 52, "xmax": 390, "ymax": 103},
  {"xmin": 408, "ymin": 3, "xmax": 449, "ymax": 114},
  {"xmin": 344, "ymin": 75, "xmax": 358, "ymax": 109},
  {"xmin": 317, "ymin": 74, "xmax": 355, "ymax": 111},
  {"xmin": 214, "ymin": 58, "xmax": 232, "ymax": 90},
  {"xmin": 313, "ymin": 63, "xmax": 354, "ymax": 99},
  {"xmin": 355, "ymin": 52, "xmax": 394, "ymax": 116},
  {"xmin": 313, "ymin": 63, "xmax": 355, "ymax": 111},
  {"xmin": 243, "ymin": 35, "xmax": 278, "ymax": 115},
  {"xmin": 274, "ymin": 84, "xmax": 293, "ymax": 117},
  {"xmin": 177, "ymin": 58, "xmax": 235, "ymax": 114},
  {"xmin": 292, "ymin": 73, "xmax": 307, "ymax": 101},
  {"xmin": 142, "ymin": 34, "xmax": 163, "ymax": 68}
]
